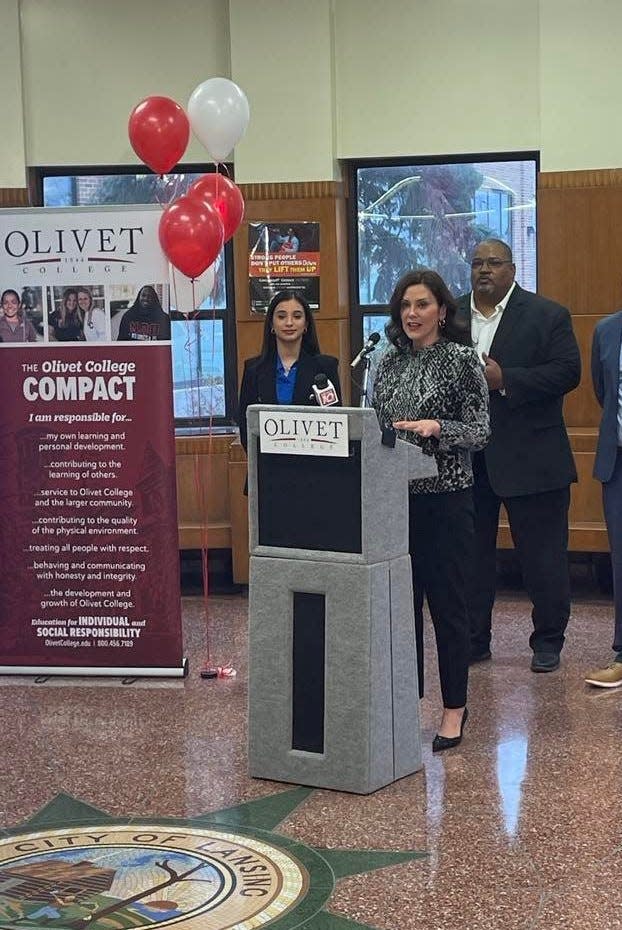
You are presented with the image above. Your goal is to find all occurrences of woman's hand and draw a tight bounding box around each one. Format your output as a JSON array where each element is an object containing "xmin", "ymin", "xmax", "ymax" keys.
[{"xmin": 393, "ymin": 419, "xmax": 441, "ymax": 439}]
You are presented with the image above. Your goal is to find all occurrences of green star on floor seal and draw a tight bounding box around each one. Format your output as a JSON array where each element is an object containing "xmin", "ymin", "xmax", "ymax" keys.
[{"xmin": 0, "ymin": 789, "xmax": 426, "ymax": 929}]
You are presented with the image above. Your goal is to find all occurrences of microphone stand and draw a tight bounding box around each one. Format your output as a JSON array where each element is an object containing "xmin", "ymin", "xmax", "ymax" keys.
[{"xmin": 359, "ymin": 354, "xmax": 373, "ymax": 408}]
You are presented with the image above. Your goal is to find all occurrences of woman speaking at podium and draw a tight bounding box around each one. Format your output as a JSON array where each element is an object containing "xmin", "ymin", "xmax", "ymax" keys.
[
  {"xmin": 373, "ymin": 269, "xmax": 489, "ymax": 753},
  {"xmin": 238, "ymin": 289, "xmax": 341, "ymax": 454}
]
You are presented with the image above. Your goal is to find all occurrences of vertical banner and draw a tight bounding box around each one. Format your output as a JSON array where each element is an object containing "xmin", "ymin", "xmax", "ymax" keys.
[
  {"xmin": 248, "ymin": 221, "xmax": 320, "ymax": 313},
  {"xmin": 0, "ymin": 206, "xmax": 186, "ymax": 675}
]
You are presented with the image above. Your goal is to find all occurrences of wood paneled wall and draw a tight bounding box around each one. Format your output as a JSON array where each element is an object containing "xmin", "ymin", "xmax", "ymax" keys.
[
  {"xmin": 233, "ymin": 180, "xmax": 351, "ymax": 404},
  {"xmin": 176, "ymin": 433, "xmax": 233, "ymax": 550},
  {"xmin": 175, "ymin": 432, "xmax": 249, "ymax": 582},
  {"xmin": 0, "ymin": 188, "xmax": 29, "ymax": 208},
  {"xmin": 531, "ymin": 168, "xmax": 620, "ymax": 551}
]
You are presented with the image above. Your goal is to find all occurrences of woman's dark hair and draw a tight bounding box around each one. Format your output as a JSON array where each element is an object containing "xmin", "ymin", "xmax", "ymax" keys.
[
  {"xmin": 385, "ymin": 269, "xmax": 470, "ymax": 348},
  {"xmin": 259, "ymin": 289, "xmax": 320, "ymax": 359},
  {"xmin": 62, "ymin": 288, "xmax": 79, "ymax": 312},
  {"xmin": 132, "ymin": 285, "xmax": 163, "ymax": 312},
  {"xmin": 1, "ymin": 289, "xmax": 20, "ymax": 306}
]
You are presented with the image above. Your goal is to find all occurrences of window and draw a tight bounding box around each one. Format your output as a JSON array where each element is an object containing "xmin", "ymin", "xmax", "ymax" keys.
[
  {"xmin": 473, "ymin": 187, "xmax": 512, "ymax": 240},
  {"xmin": 348, "ymin": 153, "xmax": 538, "ymax": 379},
  {"xmin": 34, "ymin": 166, "xmax": 237, "ymax": 426}
]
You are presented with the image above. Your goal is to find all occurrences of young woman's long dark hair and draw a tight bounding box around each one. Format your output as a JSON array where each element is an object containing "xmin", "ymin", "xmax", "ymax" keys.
[
  {"xmin": 62, "ymin": 287, "xmax": 81, "ymax": 322},
  {"xmin": 258, "ymin": 289, "xmax": 320, "ymax": 360},
  {"xmin": 385, "ymin": 269, "xmax": 470, "ymax": 349}
]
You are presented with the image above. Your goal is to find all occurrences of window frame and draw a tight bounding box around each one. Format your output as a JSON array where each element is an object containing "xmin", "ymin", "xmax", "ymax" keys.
[
  {"xmin": 345, "ymin": 150, "xmax": 540, "ymax": 367},
  {"xmin": 29, "ymin": 163, "xmax": 238, "ymax": 429}
]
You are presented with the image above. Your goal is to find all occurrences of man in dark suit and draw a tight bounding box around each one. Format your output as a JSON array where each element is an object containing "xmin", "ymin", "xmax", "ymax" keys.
[
  {"xmin": 459, "ymin": 238, "xmax": 581, "ymax": 671},
  {"xmin": 585, "ymin": 312, "xmax": 622, "ymax": 687}
]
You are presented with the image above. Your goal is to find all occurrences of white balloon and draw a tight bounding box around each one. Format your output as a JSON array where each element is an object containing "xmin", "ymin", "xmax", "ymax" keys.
[
  {"xmin": 169, "ymin": 262, "xmax": 216, "ymax": 315},
  {"xmin": 187, "ymin": 77, "xmax": 250, "ymax": 162}
]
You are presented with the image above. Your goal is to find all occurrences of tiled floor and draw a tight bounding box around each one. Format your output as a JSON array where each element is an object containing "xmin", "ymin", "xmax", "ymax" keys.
[{"xmin": 1, "ymin": 571, "xmax": 621, "ymax": 929}]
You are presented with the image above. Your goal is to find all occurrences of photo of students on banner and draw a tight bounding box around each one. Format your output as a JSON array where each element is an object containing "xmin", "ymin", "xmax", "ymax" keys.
[
  {"xmin": 248, "ymin": 221, "xmax": 320, "ymax": 314},
  {"xmin": 0, "ymin": 286, "xmax": 42, "ymax": 342},
  {"xmin": 114, "ymin": 284, "xmax": 171, "ymax": 342},
  {"xmin": 78, "ymin": 285, "xmax": 108, "ymax": 342},
  {"xmin": 48, "ymin": 287, "xmax": 86, "ymax": 342}
]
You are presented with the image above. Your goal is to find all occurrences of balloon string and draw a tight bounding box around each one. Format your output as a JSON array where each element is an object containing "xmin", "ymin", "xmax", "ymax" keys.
[
  {"xmin": 171, "ymin": 263, "xmax": 180, "ymax": 319},
  {"xmin": 202, "ymin": 297, "xmax": 218, "ymax": 645},
  {"xmin": 202, "ymin": 289, "xmax": 221, "ymax": 673},
  {"xmin": 189, "ymin": 273, "xmax": 214, "ymax": 670},
  {"xmin": 191, "ymin": 274, "xmax": 223, "ymax": 675},
  {"xmin": 172, "ymin": 264, "xmax": 226, "ymax": 677},
  {"xmin": 171, "ymin": 264, "xmax": 213, "ymax": 668},
  {"xmin": 215, "ymin": 163, "xmax": 221, "ymax": 201}
]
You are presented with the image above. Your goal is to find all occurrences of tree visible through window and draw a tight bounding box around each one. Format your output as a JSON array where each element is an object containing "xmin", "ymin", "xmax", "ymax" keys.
[
  {"xmin": 348, "ymin": 153, "xmax": 537, "ymax": 401},
  {"xmin": 355, "ymin": 156, "xmax": 536, "ymax": 305}
]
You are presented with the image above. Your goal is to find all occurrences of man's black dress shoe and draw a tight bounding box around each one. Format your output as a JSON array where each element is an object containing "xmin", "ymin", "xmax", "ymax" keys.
[
  {"xmin": 432, "ymin": 708, "xmax": 468, "ymax": 753},
  {"xmin": 530, "ymin": 651, "xmax": 560, "ymax": 673},
  {"xmin": 469, "ymin": 649, "xmax": 491, "ymax": 665}
]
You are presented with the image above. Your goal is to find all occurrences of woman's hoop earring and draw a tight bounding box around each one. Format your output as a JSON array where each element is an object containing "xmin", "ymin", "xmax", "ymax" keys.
[
  {"xmin": 439, "ymin": 318, "xmax": 446, "ymax": 328},
  {"xmin": 270, "ymin": 327, "xmax": 275, "ymax": 334}
]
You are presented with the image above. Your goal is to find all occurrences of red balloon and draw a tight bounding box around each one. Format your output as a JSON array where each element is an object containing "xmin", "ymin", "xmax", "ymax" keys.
[
  {"xmin": 188, "ymin": 173, "xmax": 244, "ymax": 242},
  {"xmin": 128, "ymin": 96, "xmax": 189, "ymax": 174},
  {"xmin": 159, "ymin": 195, "xmax": 224, "ymax": 279}
]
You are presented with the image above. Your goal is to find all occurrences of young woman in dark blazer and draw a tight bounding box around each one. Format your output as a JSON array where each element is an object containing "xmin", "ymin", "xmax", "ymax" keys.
[{"xmin": 238, "ymin": 289, "xmax": 341, "ymax": 453}]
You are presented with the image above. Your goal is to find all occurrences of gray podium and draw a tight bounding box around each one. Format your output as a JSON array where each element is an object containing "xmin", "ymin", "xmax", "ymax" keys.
[{"xmin": 247, "ymin": 405, "xmax": 437, "ymax": 794}]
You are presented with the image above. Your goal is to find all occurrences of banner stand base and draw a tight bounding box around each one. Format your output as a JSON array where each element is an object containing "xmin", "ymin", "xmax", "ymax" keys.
[{"xmin": 0, "ymin": 658, "xmax": 189, "ymax": 679}]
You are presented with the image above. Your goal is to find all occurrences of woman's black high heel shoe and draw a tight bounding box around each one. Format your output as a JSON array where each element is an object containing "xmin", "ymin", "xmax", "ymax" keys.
[{"xmin": 432, "ymin": 707, "xmax": 468, "ymax": 753}]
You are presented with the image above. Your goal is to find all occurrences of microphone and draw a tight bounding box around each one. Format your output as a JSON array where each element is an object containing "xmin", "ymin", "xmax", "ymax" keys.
[
  {"xmin": 311, "ymin": 372, "xmax": 339, "ymax": 407},
  {"xmin": 350, "ymin": 331, "xmax": 380, "ymax": 368}
]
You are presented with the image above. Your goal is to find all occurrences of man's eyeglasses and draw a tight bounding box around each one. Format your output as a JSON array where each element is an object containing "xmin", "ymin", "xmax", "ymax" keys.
[{"xmin": 471, "ymin": 257, "xmax": 513, "ymax": 270}]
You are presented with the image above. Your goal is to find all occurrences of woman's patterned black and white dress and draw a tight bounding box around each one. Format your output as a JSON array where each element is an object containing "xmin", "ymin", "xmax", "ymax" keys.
[{"xmin": 372, "ymin": 339, "xmax": 490, "ymax": 494}]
